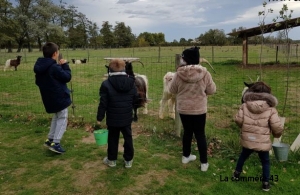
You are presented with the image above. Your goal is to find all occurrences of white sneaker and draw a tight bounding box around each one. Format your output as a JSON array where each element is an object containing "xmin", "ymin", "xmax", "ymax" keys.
[
  {"xmin": 182, "ymin": 154, "xmax": 197, "ymax": 164},
  {"xmin": 201, "ymin": 163, "xmax": 209, "ymax": 171}
]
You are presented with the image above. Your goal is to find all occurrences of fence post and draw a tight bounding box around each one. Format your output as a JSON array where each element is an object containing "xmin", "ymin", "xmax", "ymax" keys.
[
  {"xmin": 212, "ymin": 46, "xmax": 214, "ymax": 63},
  {"xmin": 158, "ymin": 46, "xmax": 161, "ymax": 62},
  {"xmin": 296, "ymin": 44, "xmax": 298, "ymax": 63},
  {"xmin": 175, "ymin": 54, "xmax": 182, "ymax": 137},
  {"xmin": 276, "ymin": 45, "xmax": 278, "ymax": 64}
]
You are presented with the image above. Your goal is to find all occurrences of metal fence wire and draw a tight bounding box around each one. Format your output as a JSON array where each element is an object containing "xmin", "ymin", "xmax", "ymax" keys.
[{"xmin": 0, "ymin": 46, "xmax": 300, "ymax": 146}]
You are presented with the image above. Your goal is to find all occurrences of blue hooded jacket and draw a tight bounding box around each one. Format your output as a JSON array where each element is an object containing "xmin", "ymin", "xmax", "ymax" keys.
[{"xmin": 34, "ymin": 57, "xmax": 72, "ymax": 113}]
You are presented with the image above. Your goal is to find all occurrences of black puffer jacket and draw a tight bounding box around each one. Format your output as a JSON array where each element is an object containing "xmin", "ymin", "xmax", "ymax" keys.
[
  {"xmin": 34, "ymin": 57, "xmax": 72, "ymax": 113},
  {"xmin": 97, "ymin": 74, "xmax": 138, "ymax": 127}
]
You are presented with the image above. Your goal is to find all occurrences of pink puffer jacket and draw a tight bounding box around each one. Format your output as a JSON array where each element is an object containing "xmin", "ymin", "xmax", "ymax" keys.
[
  {"xmin": 235, "ymin": 92, "xmax": 284, "ymax": 151},
  {"xmin": 168, "ymin": 65, "xmax": 216, "ymax": 115}
]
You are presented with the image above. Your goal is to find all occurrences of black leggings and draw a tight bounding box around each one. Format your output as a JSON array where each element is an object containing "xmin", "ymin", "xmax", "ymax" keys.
[{"xmin": 180, "ymin": 113, "xmax": 207, "ymax": 163}]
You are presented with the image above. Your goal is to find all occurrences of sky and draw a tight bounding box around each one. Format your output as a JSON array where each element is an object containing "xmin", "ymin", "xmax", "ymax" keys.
[{"xmin": 53, "ymin": 0, "xmax": 300, "ymax": 42}]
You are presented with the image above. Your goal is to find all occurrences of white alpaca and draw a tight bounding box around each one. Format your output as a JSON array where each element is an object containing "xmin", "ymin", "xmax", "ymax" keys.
[{"xmin": 159, "ymin": 72, "xmax": 176, "ymax": 119}]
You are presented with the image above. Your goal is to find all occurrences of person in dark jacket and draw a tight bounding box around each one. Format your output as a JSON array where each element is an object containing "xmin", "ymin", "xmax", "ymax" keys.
[
  {"xmin": 97, "ymin": 59, "xmax": 138, "ymax": 168},
  {"xmin": 34, "ymin": 42, "xmax": 72, "ymax": 154}
]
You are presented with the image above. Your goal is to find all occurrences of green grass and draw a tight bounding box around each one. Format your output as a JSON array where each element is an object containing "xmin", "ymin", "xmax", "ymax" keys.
[{"xmin": 1, "ymin": 46, "xmax": 300, "ymax": 194}]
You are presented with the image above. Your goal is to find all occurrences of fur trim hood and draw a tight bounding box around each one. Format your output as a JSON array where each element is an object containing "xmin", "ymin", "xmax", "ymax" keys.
[
  {"xmin": 176, "ymin": 65, "xmax": 207, "ymax": 83},
  {"xmin": 243, "ymin": 92, "xmax": 278, "ymax": 114}
]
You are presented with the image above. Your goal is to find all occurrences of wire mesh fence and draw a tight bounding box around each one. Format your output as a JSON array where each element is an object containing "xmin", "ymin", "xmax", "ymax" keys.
[{"xmin": 1, "ymin": 45, "xmax": 300, "ymax": 145}]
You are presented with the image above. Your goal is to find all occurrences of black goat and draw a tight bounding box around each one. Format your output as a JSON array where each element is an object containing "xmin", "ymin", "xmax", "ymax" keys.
[
  {"xmin": 4, "ymin": 55, "xmax": 22, "ymax": 71},
  {"xmin": 125, "ymin": 61, "xmax": 148, "ymax": 122},
  {"xmin": 80, "ymin": 59, "xmax": 87, "ymax": 63}
]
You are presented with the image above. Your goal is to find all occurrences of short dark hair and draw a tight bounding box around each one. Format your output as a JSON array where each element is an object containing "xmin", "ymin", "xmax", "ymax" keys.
[
  {"xmin": 42, "ymin": 42, "xmax": 58, "ymax": 58},
  {"xmin": 248, "ymin": 81, "xmax": 271, "ymax": 94}
]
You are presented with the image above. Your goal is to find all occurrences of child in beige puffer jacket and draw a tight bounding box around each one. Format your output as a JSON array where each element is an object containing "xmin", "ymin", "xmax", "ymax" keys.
[{"xmin": 233, "ymin": 81, "xmax": 283, "ymax": 191}]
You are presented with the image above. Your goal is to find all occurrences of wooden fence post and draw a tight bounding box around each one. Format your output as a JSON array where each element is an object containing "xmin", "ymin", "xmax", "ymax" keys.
[{"xmin": 175, "ymin": 54, "xmax": 182, "ymax": 137}]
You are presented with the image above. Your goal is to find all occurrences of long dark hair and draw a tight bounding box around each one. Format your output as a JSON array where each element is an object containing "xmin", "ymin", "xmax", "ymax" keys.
[{"xmin": 248, "ymin": 81, "xmax": 271, "ymax": 94}]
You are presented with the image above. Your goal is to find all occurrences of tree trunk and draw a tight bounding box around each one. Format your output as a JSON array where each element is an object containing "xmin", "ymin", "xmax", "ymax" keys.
[{"xmin": 7, "ymin": 41, "xmax": 13, "ymax": 53}]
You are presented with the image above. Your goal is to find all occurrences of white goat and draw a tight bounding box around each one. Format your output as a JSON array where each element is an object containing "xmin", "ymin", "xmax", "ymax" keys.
[{"xmin": 159, "ymin": 72, "xmax": 176, "ymax": 119}]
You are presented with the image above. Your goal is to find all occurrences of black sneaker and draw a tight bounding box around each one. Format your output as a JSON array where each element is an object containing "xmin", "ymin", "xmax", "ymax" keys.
[
  {"xmin": 49, "ymin": 143, "xmax": 65, "ymax": 154},
  {"xmin": 44, "ymin": 139, "xmax": 52, "ymax": 148},
  {"xmin": 262, "ymin": 182, "xmax": 270, "ymax": 191},
  {"xmin": 232, "ymin": 170, "xmax": 241, "ymax": 181}
]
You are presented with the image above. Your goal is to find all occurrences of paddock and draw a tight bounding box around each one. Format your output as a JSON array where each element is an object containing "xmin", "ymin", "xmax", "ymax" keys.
[{"xmin": 0, "ymin": 45, "xmax": 300, "ymax": 151}]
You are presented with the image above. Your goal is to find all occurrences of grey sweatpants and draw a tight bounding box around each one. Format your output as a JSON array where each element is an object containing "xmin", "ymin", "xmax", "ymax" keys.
[{"xmin": 48, "ymin": 108, "xmax": 68, "ymax": 143}]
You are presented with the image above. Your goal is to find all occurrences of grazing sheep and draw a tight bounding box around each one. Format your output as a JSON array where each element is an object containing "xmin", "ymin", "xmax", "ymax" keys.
[
  {"xmin": 75, "ymin": 60, "xmax": 81, "ymax": 64},
  {"xmin": 4, "ymin": 56, "xmax": 22, "ymax": 71},
  {"xmin": 159, "ymin": 72, "xmax": 175, "ymax": 119},
  {"xmin": 124, "ymin": 60, "xmax": 148, "ymax": 122},
  {"xmin": 71, "ymin": 59, "xmax": 87, "ymax": 64}
]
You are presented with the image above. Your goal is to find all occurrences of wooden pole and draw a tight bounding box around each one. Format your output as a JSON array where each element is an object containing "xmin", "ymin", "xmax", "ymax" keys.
[
  {"xmin": 242, "ymin": 34, "xmax": 248, "ymax": 67},
  {"xmin": 175, "ymin": 54, "xmax": 182, "ymax": 137}
]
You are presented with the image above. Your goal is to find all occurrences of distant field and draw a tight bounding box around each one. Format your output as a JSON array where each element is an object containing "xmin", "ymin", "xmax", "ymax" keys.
[{"xmin": 1, "ymin": 44, "xmax": 299, "ymax": 65}]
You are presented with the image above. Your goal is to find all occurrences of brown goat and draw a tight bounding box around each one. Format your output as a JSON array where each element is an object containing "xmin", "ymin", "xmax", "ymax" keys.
[{"xmin": 4, "ymin": 56, "xmax": 22, "ymax": 71}]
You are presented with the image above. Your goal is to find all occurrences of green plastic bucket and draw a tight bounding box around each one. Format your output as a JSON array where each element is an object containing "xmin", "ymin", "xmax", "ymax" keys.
[
  {"xmin": 272, "ymin": 143, "xmax": 289, "ymax": 162},
  {"xmin": 93, "ymin": 129, "xmax": 108, "ymax": 146}
]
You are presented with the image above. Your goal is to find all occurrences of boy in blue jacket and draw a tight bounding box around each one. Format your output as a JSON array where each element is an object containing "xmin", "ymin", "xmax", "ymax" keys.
[{"xmin": 34, "ymin": 42, "xmax": 72, "ymax": 154}]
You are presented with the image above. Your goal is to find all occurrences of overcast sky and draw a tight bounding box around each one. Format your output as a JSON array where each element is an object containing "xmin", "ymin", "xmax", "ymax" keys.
[{"xmin": 55, "ymin": 0, "xmax": 300, "ymax": 42}]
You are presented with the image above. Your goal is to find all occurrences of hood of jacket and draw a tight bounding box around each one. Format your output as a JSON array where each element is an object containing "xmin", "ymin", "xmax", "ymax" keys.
[
  {"xmin": 108, "ymin": 74, "xmax": 135, "ymax": 93},
  {"xmin": 34, "ymin": 57, "xmax": 57, "ymax": 74},
  {"xmin": 176, "ymin": 65, "xmax": 208, "ymax": 83},
  {"xmin": 243, "ymin": 92, "xmax": 278, "ymax": 114}
]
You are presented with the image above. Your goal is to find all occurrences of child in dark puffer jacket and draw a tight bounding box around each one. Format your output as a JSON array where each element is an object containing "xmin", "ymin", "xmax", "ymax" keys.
[{"xmin": 34, "ymin": 42, "xmax": 72, "ymax": 154}]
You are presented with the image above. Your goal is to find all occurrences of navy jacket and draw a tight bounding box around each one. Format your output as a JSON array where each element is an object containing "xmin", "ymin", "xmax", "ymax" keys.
[
  {"xmin": 97, "ymin": 73, "xmax": 138, "ymax": 127},
  {"xmin": 34, "ymin": 57, "xmax": 72, "ymax": 113}
]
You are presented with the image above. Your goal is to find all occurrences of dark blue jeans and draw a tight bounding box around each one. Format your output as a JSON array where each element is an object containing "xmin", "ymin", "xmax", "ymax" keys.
[
  {"xmin": 180, "ymin": 113, "xmax": 207, "ymax": 163},
  {"xmin": 107, "ymin": 125, "xmax": 134, "ymax": 161},
  {"xmin": 235, "ymin": 147, "xmax": 270, "ymax": 182}
]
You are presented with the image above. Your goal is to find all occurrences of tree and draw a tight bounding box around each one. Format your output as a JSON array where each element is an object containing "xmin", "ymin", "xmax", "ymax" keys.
[
  {"xmin": 88, "ymin": 22, "xmax": 100, "ymax": 49},
  {"xmin": 228, "ymin": 27, "xmax": 246, "ymax": 45},
  {"xmin": 100, "ymin": 21, "xmax": 114, "ymax": 48},
  {"xmin": 0, "ymin": 0, "xmax": 16, "ymax": 52},
  {"xmin": 198, "ymin": 29, "xmax": 227, "ymax": 46},
  {"xmin": 114, "ymin": 22, "xmax": 135, "ymax": 48},
  {"xmin": 257, "ymin": 1, "xmax": 274, "ymax": 76},
  {"xmin": 275, "ymin": 4, "xmax": 298, "ymax": 116},
  {"xmin": 31, "ymin": 0, "xmax": 64, "ymax": 50}
]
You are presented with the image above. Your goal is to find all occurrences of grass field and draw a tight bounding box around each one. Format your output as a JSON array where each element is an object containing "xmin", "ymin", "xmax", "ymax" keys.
[{"xmin": 0, "ymin": 46, "xmax": 300, "ymax": 194}]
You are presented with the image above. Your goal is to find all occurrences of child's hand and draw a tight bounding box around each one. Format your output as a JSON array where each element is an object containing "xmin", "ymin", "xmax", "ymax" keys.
[{"xmin": 59, "ymin": 59, "xmax": 67, "ymax": 65}]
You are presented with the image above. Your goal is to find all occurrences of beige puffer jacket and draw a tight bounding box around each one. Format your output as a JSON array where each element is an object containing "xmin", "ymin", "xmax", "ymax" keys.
[
  {"xmin": 168, "ymin": 65, "xmax": 216, "ymax": 115},
  {"xmin": 235, "ymin": 92, "xmax": 284, "ymax": 151}
]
